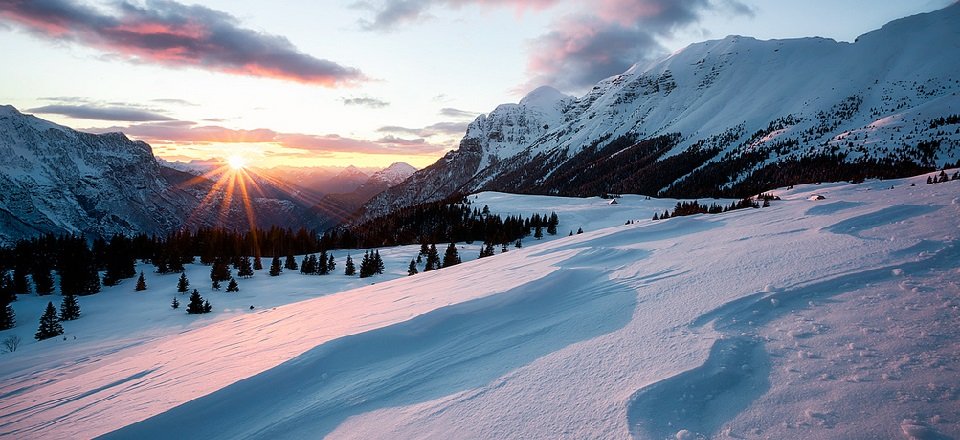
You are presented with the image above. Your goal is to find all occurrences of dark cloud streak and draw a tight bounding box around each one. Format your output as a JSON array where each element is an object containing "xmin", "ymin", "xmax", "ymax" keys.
[
  {"xmin": 28, "ymin": 104, "xmax": 173, "ymax": 121},
  {"xmin": 0, "ymin": 0, "xmax": 364, "ymax": 86},
  {"xmin": 342, "ymin": 96, "xmax": 391, "ymax": 108},
  {"xmin": 438, "ymin": 107, "xmax": 478, "ymax": 118},
  {"xmin": 85, "ymin": 120, "xmax": 448, "ymax": 155},
  {"xmin": 525, "ymin": 0, "xmax": 754, "ymax": 92},
  {"xmin": 357, "ymin": 0, "xmax": 561, "ymax": 31}
]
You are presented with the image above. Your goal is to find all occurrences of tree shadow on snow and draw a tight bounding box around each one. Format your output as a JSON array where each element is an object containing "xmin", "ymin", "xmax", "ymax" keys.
[{"xmin": 103, "ymin": 267, "xmax": 638, "ymax": 439}]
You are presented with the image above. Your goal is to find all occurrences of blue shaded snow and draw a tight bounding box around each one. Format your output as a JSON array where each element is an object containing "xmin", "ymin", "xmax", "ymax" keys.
[{"xmin": 104, "ymin": 268, "xmax": 637, "ymax": 439}]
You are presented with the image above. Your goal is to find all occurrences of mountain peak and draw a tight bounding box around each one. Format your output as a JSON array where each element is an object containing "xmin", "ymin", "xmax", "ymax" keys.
[
  {"xmin": 0, "ymin": 104, "xmax": 21, "ymax": 116},
  {"xmin": 519, "ymin": 86, "xmax": 571, "ymax": 109},
  {"xmin": 371, "ymin": 162, "xmax": 417, "ymax": 185}
]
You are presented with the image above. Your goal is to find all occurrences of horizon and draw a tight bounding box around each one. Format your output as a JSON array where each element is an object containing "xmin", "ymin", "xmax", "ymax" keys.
[{"xmin": 0, "ymin": 0, "xmax": 951, "ymax": 169}]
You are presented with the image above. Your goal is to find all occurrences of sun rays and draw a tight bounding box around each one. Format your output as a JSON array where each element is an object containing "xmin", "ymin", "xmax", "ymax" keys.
[{"xmin": 227, "ymin": 155, "xmax": 247, "ymax": 170}]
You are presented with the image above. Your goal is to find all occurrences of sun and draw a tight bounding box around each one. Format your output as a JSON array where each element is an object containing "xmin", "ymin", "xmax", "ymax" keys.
[{"xmin": 227, "ymin": 155, "xmax": 247, "ymax": 170}]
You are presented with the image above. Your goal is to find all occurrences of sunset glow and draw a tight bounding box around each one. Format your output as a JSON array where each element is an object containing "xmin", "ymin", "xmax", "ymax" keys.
[
  {"xmin": 227, "ymin": 155, "xmax": 247, "ymax": 170},
  {"xmin": 0, "ymin": 1, "xmax": 949, "ymax": 169}
]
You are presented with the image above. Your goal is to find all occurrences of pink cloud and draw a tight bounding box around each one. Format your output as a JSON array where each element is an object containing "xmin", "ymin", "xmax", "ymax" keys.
[
  {"xmin": 85, "ymin": 121, "xmax": 449, "ymax": 155},
  {"xmin": 0, "ymin": 0, "xmax": 363, "ymax": 86}
]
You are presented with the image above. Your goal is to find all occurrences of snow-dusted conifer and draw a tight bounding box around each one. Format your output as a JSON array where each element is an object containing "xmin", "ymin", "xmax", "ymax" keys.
[{"xmin": 35, "ymin": 302, "xmax": 63, "ymax": 340}]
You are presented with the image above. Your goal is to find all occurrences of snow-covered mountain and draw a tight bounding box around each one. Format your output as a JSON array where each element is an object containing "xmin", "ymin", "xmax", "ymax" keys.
[
  {"xmin": 368, "ymin": 161, "xmax": 416, "ymax": 186},
  {"xmin": 322, "ymin": 165, "xmax": 369, "ymax": 194},
  {"xmin": 0, "ymin": 106, "xmax": 327, "ymax": 243},
  {"xmin": 363, "ymin": 4, "xmax": 960, "ymax": 219},
  {"xmin": 3, "ymin": 171, "xmax": 958, "ymax": 439},
  {"xmin": 0, "ymin": 105, "xmax": 196, "ymax": 243},
  {"xmin": 312, "ymin": 162, "xmax": 417, "ymax": 226}
]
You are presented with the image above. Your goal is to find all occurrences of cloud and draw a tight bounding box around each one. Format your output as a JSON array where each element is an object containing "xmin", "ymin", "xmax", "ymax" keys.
[
  {"xmin": 425, "ymin": 121, "xmax": 470, "ymax": 134},
  {"xmin": 377, "ymin": 120, "xmax": 469, "ymax": 137},
  {"xmin": 353, "ymin": 0, "xmax": 752, "ymax": 91},
  {"xmin": 525, "ymin": 15, "xmax": 662, "ymax": 91},
  {"xmin": 524, "ymin": 0, "xmax": 753, "ymax": 91},
  {"xmin": 438, "ymin": 107, "xmax": 478, "ymax": 118},
  {"xmin": 151, "ymin": 98, "xmax": 198, "ymax": 106},
  {"xmin": 86, "ymin": 120, "xmax": 449, "ymax": 155},
  {"xmin": 342, "ymin": 96, "xmax": 391, "ymax": 108},
  {"xmin": 27, "ymin": 104, "xmax": 173, "ymax": 121},
  {"xmin": 357, "ymin": 0, "xmax": 561, "ymax": 31},
  {"xmin": 0, "ymin": 0, "xmax": 364, "ymax": 86}
]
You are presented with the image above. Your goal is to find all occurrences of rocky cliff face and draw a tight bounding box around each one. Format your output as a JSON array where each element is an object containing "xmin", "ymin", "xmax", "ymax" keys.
[
  {"xmin": 0, "ymin": 105, "xmax": 195, "ymax": 244},
  {"xmin": 362, "ymin": 4, "xmax": 960, "ymax": 219}
]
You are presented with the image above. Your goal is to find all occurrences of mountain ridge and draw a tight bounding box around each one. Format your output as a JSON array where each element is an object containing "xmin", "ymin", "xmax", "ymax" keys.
[
  {"xmin": 360, "ymin": 4, "xmax": 960, "ymax": 219},
  {"xmin": 0, "ymin": 106, "xmax": 329, "ymax": 244}
]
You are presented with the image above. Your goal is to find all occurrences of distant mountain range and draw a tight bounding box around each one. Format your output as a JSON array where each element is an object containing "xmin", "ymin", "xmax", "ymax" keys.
[
  {"xmin": 361, "ymin": 4, "xmax": 960, "ymax": 219},
  {"xmin": 0, "ymin": 106, "xmax": 415, "ymax": 244}
]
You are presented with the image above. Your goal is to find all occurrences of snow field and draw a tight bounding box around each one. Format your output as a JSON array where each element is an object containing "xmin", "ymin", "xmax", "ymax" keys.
[{"xmin": 1, "ymin": 171, "xmax": 958, "ymax": 439}]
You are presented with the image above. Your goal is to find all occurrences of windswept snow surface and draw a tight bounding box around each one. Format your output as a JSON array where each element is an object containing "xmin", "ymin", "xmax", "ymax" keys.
[{"xmin": 3, "ymin": 173, "xmax": 960, "ymax": 439}]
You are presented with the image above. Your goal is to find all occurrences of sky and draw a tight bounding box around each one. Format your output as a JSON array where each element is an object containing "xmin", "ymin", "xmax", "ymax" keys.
[{"xmin": 0, "ymin": 0, "xmax": 952, "ymax": 169}]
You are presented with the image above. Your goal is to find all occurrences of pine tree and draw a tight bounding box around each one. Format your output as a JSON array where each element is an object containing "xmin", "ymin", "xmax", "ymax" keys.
[
  {"xmin": 300, "ymin": 255, "xmax": 315, "ymax": 275},
  {"xmin": 344, "ymin": 254, "xmax": 356, "ymax": 276},
  {"xmin": 284, "ymin": 254, "xmax": 298, "ymax": 271},
  {"xmin": 515, "ymin": 239, "xmax": 523, "ymax": 248},
  {"xmin": 12, "ymin": 267, "xmax": 29, "ymax": 294},
  {"xmin": 210, "ymin": 258, "xmax": 231, "ymax": 284},
  {"xmin": 442, "ymin": 243, "xmax": 461, "ymax": 268},
  {"xmin": 186, "ymin": 289, "xmax": 209, "ymax": 314},
  {"xmin": 203, "ymin": 300, "xmax": 212, "ymax": 313},
  {"xmin": 327, "ymin": 254, "xmax": 336, "ymax": 273},
  {"xmin": 226, "ymin": 278, "xmax": 239, "ymax": 292},
  {"xmin": 0, "ymin": 278, "xmax": 15, "ymax": 329},
  {"xmin": 317, "ymin": 251, "xmax": 328, "ymax": 275},
  {"xmin": 59, "ymin": 239, "xmax": 102, "ymax": 296},
  {"xmin": 359, "ymin": 251, "xmax": 372, "ymax": 278},
  {"xmin": 577, "ymin": 227, "xmax": 583, "ymax": 234},
  {"xmin": 32, "ymin": 265, "xmax": 54, "ymax": 296},
  {"xmin": 171, "ymin": 296, "xmax": 180, "ymax": 309},
  {"xmin": 0, "ymin": 301, "xmax": 14, "ymax": 330},
  {"xmin": 35, "ymin": 302, "xmax": 63, "ymax": 341},
  {"xmin": 0, "ymin": 273, "xmax": 15, "ymax": 305},
  {"xmin": 534, "ymin": 226, "xmax": 544, "ymax": 240},
  {"xmin": 374, "ymin": 250, "xmax": 385, "ymax": 274},
  {"xmin": 424, "ymin": 244, "xmax": 440, "ymax": 271},
  {"xmin": 253, "ymin": 256, "xmax": 263, "ymax": 271},
  {"xmin": 177, "ymin": 272, "xmax": 190, "ymax": 293},
  {"xmin": 102, "ymin": 235, "xmax": 135, "ymax": 286},
  {"xmin": 59, "ymin": 294, "xmax": 81, "ymax": 321},
  {"xmin": 547, "ymin": 212, "xmax": 558, "ymax": 235},
  {"xmin": 212, "ymin": 279, "xmax": 221, "ymax": 290},
  {"xmin": 237, "ymin": 256, "xmax": 254, "ymax": 278},
  {"xmin": 269, "ymin": 256, "xmax": 282, "ymax": 276},
  {"xmin": 479, "ymin": 242, "xmax": 495, "ymax": 258},
  {"xmin": 419, "ymin": 241, "xmax": 430, "ymax": 257},
  {"xmin": 135, "ymin": 271, "xmax": 147, "ymax": 291},
  {"xmin": 652, "ymin": 212, "xmax": 660, "ymax": 220},
  {"xmin": 407, "ymin": 259, "xmax": 418, "ymax": 276}
]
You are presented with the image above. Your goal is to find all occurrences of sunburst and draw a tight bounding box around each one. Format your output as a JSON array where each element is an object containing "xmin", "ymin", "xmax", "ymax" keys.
[{"xmin": 227, "ymin": 155, "xmax": 247, "ymax": 170}]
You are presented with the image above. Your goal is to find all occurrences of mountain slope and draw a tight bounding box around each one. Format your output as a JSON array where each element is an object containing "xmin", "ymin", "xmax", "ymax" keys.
[
  {"xmin": 363, "ymin": 4, "xmax": 960, "ymax": 219},
  {"xmin": 312, "ymin": 162, "xmax": 417, "ymax": 226},
  {"xmin": 2, "ymin": 172, "xmax": 957, "ymax": 439},
  {"xmin": 0, "ymin": 106, "xmax": 327, "ymax": 243},
  {"xmin": 0, "ymin": 105, "xmax": 196, "ymax": 243}
]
